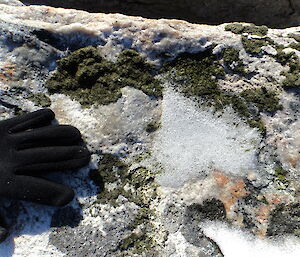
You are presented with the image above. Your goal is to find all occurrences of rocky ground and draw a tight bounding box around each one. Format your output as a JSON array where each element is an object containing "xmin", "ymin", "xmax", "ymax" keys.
[{"xmin": 0, "ymin": 1, "xmax": 300, "ymax": 256}]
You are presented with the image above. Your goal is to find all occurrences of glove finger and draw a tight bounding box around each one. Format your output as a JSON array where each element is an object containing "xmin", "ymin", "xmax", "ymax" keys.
[
  {"xmin": 9, "ymin": 176, "xmax": 74, "ymax": 206},
  {"xmin": 15, "ymin": 149, "xmax": 91, "ymax": 175},
  {"xmin": 14, "ymin": 125, "xmax": 82, "ymax": 150},
  {"xmin": 15, "ymin": 145, "xmax": 90, "ymax": 167},
  {"xmin": 8, "ymin": 109, "xmax": 55, "ymax": 133}
]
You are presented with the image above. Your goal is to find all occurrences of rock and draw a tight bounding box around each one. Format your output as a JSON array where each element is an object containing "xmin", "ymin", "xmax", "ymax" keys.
[
  {"xmin": 0, "ymin": 3, "xmax": 300, "ymax": 257},
  {"xmin": 267, "ymin": 203, "xmax": 300, "ymax": 237},
  {"xmin": 0, "ymin": 0, "xmax": 23, "ymax": 6},
  {"xmin": 22, "ymin": 0, "xmax": 300, "ymax": 28}
]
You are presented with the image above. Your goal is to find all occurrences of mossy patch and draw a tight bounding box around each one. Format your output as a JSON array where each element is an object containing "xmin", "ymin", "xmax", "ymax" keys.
[
  {"xmin": 279, "ymin": 54, "xmax": 300, "ymax": 89},
  {"xmin": 4, "ymin": 86, "xmax": 51, "ymax": 107},
  {"xmin": 288, "ymin": 33, "xmax": 300, "ymax": 42},
  {"xmin": 45, "ymin": 46, "xmax": 162, "ymax": 107},
  {"xmin": 270, "ymin": 43, "xmax": 300, "ymax": 89},
  {"xmin": 119, "ymin": 231, "xmax": 154, "ymax": 254},
  {"xmin": 282, "ymin": 70, "xmax": 300, "ymax": 89},
  {"xmin": 162, "ymin": 50, "xmax": 225, "ymax": 100},
  {"xmin": 274, "ymin": 167, "xmax": 290, "ymax": 188},
  {"xmin": 225, "ymin": 24, "xmax": 244, "ymax": 34},
  {"xmin": 27, "ymin": 92, "xmax": 51, "ymax": 107},
  {"xmin": 240, "ymin": 87, "xmax": 282, "ymax": 113},
  {"xmin": 289, "ymin": 42, "xmax": 300, "ymax": 52},
  {"xmin": 275, "ymin": 47, "xmax": 295, "ymax": 66},
  {"xmin": 161, "ymin": 49, "xmax": 282, "ymax": 135},
  {"xmin": 90, "ymin": 153, "xmax": 159, "ymax": 254},
  {"xmin": 241, "ymin": 36, "xmax": 270, "ymax": 55},
  {"xmin": 145, "ymin": 121, "xmax": 160, "ymax": 133},
  {"xmin": 225, "ymin": 24, "xmax": 268, "ymax": 37},
  {"xmin": 222, "ymin": 47, "xmax": 248, "ymax": 75},
  {"xmin": 89, "ymin": 153, "xmax": 127, "ymax": 192}
]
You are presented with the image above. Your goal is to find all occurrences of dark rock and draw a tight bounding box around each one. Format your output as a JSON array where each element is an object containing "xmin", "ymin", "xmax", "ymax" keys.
[
  {"xmin": 22, "ymin": 0, "xmax": 299, "ymax": 28},
  {"xmin": 181, "ymin": 198, "xmax": 226, "ymax": 251},
  {"xmin": 185, "ymin": 199, "xmax": 227, "ymax": 223},
  {"xmin": 51, "ymin": 206, "xmax": 83, "ymax": 228},
  {"xmin": 267, "ymin": 203, "xmax": 300, "ymax": 237}
]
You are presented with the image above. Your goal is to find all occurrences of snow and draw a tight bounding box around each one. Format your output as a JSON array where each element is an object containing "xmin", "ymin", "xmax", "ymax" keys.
[
  {"xmin": 202, "ymin": 221, "xmax": 300, "ymax": 257},
  {"xmin": 153, "ymin": 89, "xmax": 261, "ymax": 187}
]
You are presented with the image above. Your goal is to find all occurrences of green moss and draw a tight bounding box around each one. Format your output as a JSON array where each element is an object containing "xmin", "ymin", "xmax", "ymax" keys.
[
  {"xmin": 90, "ymin": 153, "xmax": 127, "ymax": 186},
  {"xmin": 275, "ymin": 47, "xmax": 295, "ymax": 66},
  {"xmin": 45, "ymin": 47, "xmax": 162, "ymax": 107},
  {"xmin": 90, "ymin": 153, "xmax": 159, "ymax": 254},
  {"xmin": 213, "ymin": 93, "xmax": 268, "ymax": 134},
  {"xmin": 222, "ymin": 47, "xmax": 248, "ymax": 75},
  {"xmin": 225, "ymin": 24, "xmax": 244, "ymax": 34},
  {"xmin": 274, "ymin": 167, "xmax": 289, "ymax": 186},
  {"xmin": 282, "ymin": 71, "xmax": 300, "ymax": 89},
  {"xmin": 271, "ymin": 43, "xmax": 300, "ymax": 89},
  {"xmin": 133, "ymin": 152, "xmax": 152, "ymax": 163},
  {"xmin": 28, "ymin": 93, "xmax": 51, "ymax": 107},
  {"xmin": 5, "ymin": 86, "xmax": 51, "ymax": 108},
  {"xmin": 241, "ymin": 36, "xmax": 269, "ymax": 55},
  {"xmin": 162, "ymin": 50, "xmax": 224, "ymax": 101},
  {"xmin": 246, "ymin": 118, "xmax": 266, "ymax": 135},
  {"xmin": 240, "ymin": 87, "xmax": 282, "ymax": 113},
  {"xmin": 145, "ymin": 122, "xmax": 160, "ymax": 133},
  {"xmin": 225, "ymin": 24, "xmax": 268, "ymax": 36},
  {"xmin": 222, "ymin": 47, "xmax": 240, "ymax": 63},
  {"xmin": 237, "ymin": 86, "xmax": 282, "ymax": 136},
  {"xmin": 242, "ymin": 25, "xmax": 268, "ymax": 37},
  {"xmin": 288, "ymin": 33, "xmax": 300, "ymax": 42},
  {"xmin": 127, "ymin": 207, "xmax": 152, "ymax": 231},
  {"xmin": 161, "ymin": 49, "xmax": 283, "ymax": 134},
  {"xmin": 119, "ymin": 231, "xmax": 154, "ymax": 254},
  {"xmin": 289, "ymin": 42, "xmax": 300, "ymax": 52},
  {"xmin": 214, "ymin": 93, "xmax": 250, "ymax": 117},
  {"xmin": 280, "ymin": 56, "xmax": 300, "ymax": 89}
]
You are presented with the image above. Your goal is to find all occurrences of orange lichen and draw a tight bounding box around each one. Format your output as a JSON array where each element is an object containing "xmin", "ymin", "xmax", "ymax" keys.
[
  {"xmin": 254, "ymin": 193, "xmax": 291, "ymax": 237},
  {"xmin": 213, "ymin": 171, "xmax": 249, "ymax": 214},
  {"xmin": 228, "ymin": 179, "xmax": 248, "ymax": 198},
  {"xmin": 286, "ymin": 156, "xmax": 298, "ymax": 168},
  {"xmin": 0, "ymin": 63, "xmax": 16, "ymax": 82},
  {"xmin": 256, "ymin": 204, "xmax": 274, "ymax": 224},
  {"xmin": 213, "ymin": 171, "xmax": 230, "ymax": 187}
]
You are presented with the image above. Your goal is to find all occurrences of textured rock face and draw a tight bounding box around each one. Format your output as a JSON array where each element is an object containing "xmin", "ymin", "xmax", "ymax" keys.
[
  {"xmin": 23, "ymin": 0, "xmax": 300, "ymax": 28},
  {"xmin": 1, "ymin": 2, "xmax": 300, "ymax": 257}
]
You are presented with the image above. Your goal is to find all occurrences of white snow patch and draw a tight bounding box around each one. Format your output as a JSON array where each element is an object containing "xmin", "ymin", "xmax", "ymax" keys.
[
  {"xmin": 153, "ymin": 89, "xmax": 261, "ymax": 187},
  {"xmin": 165, "ymin": 231, "xmax": 189, "ymax": 256},
  {"xmin": 0, "ymin": 203, "xmax": 64, "ymax": 257},
  {"xmin": 202, "ymin": 221, "xmax": 300, "ymax": 257}
]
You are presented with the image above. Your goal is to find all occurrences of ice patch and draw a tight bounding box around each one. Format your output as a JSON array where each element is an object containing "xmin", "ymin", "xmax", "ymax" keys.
[
  {"xmin": 153, "ymin": 89, "xmax": 261, "ymax": 187},
  {"xmin": 202, "ymin": 221, "xmax": 300, "ymax": 257}
]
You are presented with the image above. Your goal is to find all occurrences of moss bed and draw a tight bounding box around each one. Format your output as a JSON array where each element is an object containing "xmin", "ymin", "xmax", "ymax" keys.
[
  {"xmin": 161, "ymin": 48, "xmax": 282, "ymax": 135},
  {"xmin": 45, "ymin": 46, "xmax": 162, "ymax": 106}
]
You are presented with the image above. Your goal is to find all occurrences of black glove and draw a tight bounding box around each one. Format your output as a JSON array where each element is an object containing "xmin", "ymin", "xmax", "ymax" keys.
[
  {"xmin": 0, "ymin": 215, "xmax": 7, "ymax": 243},
  {"xmin": 0, "ymin": 108, "xmax": 90, "ymax": 241}
]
